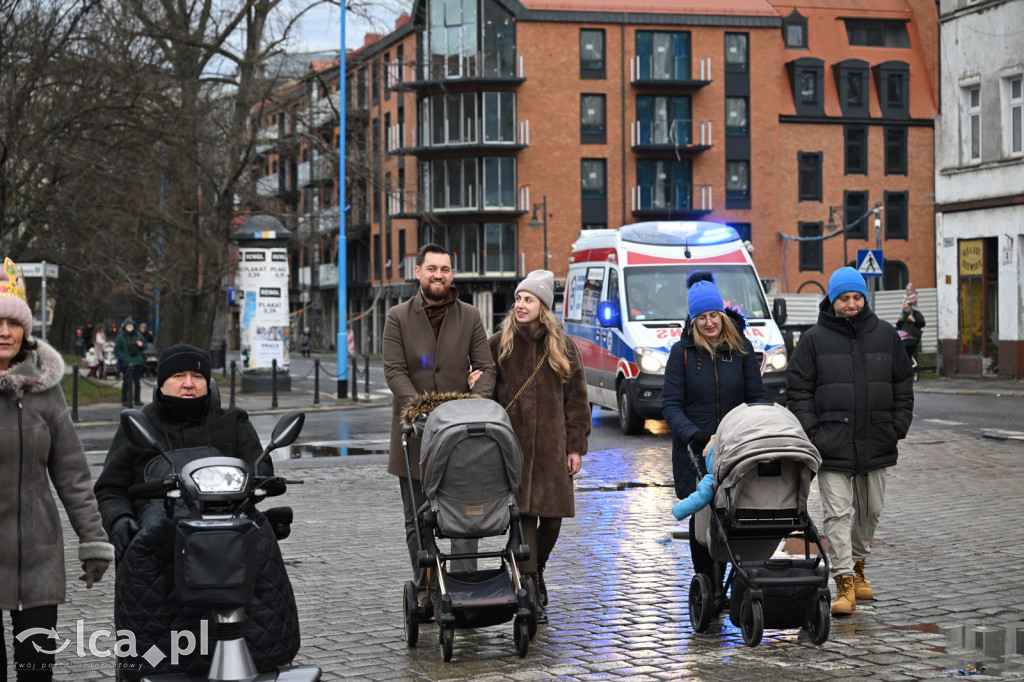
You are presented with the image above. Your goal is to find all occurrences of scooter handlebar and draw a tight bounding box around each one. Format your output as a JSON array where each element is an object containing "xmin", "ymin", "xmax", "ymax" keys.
[{"xmin": 127, "ymin": 480, "xmax": 172, "ymax": 499}]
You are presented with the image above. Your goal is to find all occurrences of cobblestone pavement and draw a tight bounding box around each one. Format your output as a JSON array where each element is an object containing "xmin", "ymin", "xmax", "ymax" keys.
[{"xmin": 24, "ymin": 416, "xmax": 1024, "ymax": 681}]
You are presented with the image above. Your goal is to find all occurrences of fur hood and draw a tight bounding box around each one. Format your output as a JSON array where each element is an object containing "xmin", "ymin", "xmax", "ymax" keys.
[
  {"xmin": 0, "ymin": 339, "xmax": 65, "ymax": 397},
  {"xmin": 400, "ymin": 391, "xmax": 481, "ymax": 429}
]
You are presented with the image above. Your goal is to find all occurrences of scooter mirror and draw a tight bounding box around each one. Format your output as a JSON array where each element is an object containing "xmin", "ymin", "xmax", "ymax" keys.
[
  {"xmin": 120, "ymin": 410, "xmax": 171, "ymax": 466},
  {"xmin": 269, "ymin": 410, "xmax": 305, "ymax": 450}
]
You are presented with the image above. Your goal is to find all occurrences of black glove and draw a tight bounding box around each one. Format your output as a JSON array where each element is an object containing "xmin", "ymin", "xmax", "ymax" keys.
[
  {"xmin": 79, "ymin": 559, "xmax": 110, "ymax": 588},
  {"xmin": 110, "ymin": 516, "xmax": 140, "ymax": 561},
  {"xmin": 688, "ymin": 431, "xmax": 713, "ymax": 455}
]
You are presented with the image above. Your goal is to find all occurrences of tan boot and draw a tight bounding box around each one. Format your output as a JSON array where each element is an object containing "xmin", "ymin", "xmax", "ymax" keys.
[
  {"xmin": 832, "ymin": 574, "xmax": 856, "ymax": 615},
  {"xmin": 853, "ymin": 560, "xmax": 874, "ymax": 600}
]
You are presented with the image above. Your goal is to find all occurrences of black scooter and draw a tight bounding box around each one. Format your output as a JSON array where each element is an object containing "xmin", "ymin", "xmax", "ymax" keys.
[{"xmin": 120, "ymin": 408, "xmax": 322, "ymax": 682}]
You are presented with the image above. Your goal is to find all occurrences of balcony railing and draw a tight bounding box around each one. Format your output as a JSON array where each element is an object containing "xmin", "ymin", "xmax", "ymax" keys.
[
  {"xmin": 630, "ymin": 56, "xmax": 712, "ymax": 84},
  {"xmin": 631, "ymin": 184, "xmax": 713, "ymax": 213},
  {"xmin": 630, "ymin": 119, "xmax": 713, "ymax": 148}
]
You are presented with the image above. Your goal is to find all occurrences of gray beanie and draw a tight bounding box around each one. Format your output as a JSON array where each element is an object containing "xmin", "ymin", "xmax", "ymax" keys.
[{"xmin": 515, "ymin": 269, "xmax": 555, "ymax": 310}]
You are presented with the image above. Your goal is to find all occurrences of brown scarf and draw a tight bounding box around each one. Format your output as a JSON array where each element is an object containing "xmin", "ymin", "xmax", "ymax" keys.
[{"xmin": 422, "ymin": 286, "xmax": 458, "ymax": 339}]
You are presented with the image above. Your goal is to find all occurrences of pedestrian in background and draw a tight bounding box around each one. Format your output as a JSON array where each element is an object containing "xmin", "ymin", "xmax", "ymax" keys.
[
  {"xmin": 480, "ymin": 269, "xmax": 590, "ymax": 624},
  {"xmin": 662, "ymin": 271, "xmax": 766, "ymax": 592},
  {"xmin": 382, "ymin": 244, "xmax": 496, "ymax": 612},
  {"xmin": 0, "ymin": 257, "xmax": 113, "ymax": 680},
  {"xmin": 114, "ymin": 316, "xmax": 145, "ymax": 407},
  {"xmin": 895, "ymin": 282, "xmax": 925, "ymax": 368},
  {"xmin": 300, "ymin": 328, "xmax": 312, "ymax": 357},
  {"xmin": 786, "ymin": 266, "xmax": 914, "ymax": 615}
]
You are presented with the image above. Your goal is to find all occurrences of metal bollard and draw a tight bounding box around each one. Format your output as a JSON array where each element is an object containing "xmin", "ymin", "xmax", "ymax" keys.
[
  {"xmin": 271, "ymin": 359, "xmax": 279, "ymax": 408},
  {"xmin": 230, "ymin": 360, "xmax": 237, "ymax": 409},
  {"xmin": 71, "ymin": 365, "xmax": 79, "ymax": 422},
  {"xmin": 313, "ymin": 359, "xmax": 321, "ymax": 406},
  {"xmin": 363, "ymin": 355, "xmax": 369, "ymax": 399},
  {"xmin": 350, "ymin": 356, "xmax": 358, "ymax": 401}
]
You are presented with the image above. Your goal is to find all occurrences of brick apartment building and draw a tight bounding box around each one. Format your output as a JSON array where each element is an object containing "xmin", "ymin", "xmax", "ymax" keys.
[{"xmin": 252, "ymin": 0, "xmax": 939, "ymax": 355}]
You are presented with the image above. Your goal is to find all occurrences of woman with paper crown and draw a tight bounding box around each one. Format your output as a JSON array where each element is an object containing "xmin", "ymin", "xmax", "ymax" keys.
[{"xmin": 0, "ymin": 257, "xmax": 114, "ymax": 680}]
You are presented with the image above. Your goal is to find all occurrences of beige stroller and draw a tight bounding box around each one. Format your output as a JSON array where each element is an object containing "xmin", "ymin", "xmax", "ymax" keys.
[{"xmin": 689, "ymin": 402, "xmax": 831, "ymax": 646}]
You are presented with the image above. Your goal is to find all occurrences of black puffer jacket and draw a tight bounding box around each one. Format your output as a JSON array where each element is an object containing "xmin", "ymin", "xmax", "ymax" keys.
[
  {"xmin": 786, "ymin": 296, "xmax": 915, "ymax": 474},
  {"xmin": 661, "ymin": 308, "xmax": 767, "ymax": 499},
  {"xmin": 94, "ymin": 394, "xmax": 297, "ymax": 680}
]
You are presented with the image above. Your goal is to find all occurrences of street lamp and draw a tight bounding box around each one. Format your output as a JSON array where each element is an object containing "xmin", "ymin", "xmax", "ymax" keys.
[
  {"xmin": 825, "ymin": 205, "xmax": 848, "ymax": 267},
  {"xmin": 527, "ymin": 195, "xmax": 548, "ymax": 271}
]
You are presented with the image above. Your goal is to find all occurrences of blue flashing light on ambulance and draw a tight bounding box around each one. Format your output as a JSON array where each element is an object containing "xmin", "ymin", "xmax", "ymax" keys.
[{"xmin": 563, "ymin": 221, "xmax": 789, "ymax": 434}]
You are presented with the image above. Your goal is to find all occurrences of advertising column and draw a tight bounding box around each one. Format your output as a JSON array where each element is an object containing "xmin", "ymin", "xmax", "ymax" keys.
[{"xmin": 232, "ymin": 215, "xmax": 293, "ymax": 392}]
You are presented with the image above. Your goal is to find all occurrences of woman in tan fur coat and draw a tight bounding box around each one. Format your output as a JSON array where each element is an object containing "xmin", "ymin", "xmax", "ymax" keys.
[{"xmin": 480, "ymin": 270, "xmax": 591, "ymax": 624}]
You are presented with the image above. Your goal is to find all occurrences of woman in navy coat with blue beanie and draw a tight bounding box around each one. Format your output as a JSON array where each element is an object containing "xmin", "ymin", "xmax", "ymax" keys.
[{"xmin": 662, "ymin": 271, "xmax": 766, "ymax": 579}]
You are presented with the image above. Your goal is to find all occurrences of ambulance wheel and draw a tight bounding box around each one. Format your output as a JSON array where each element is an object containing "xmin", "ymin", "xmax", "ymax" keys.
[
  {"xmin": 524, "ymin": 578, "xmax": 538, "ymax": 639},
  {"xmin": 617, "ymin": 385, "xmax": 643, "ymax": 435},
  {"xmin": 440, "ymin": 623, "xmax": 454, "ymax": 661},
  {"xmin": 806, "ymin": 597, "xmax": 831, "ymax": 645},
  {"xmin": 689, "ymin": 574, "xmax": 714, "ymax": 633},
  {"xmin": 740, "ymin": 599, "xmax": 764, "ymax": 647},
  {"xmin": 403, "ymin": 581, "xmax": 419, "ymax": 646},
  {"xmin": 514, "ymin": 616, "xmax": 530, "ymax": 657}
]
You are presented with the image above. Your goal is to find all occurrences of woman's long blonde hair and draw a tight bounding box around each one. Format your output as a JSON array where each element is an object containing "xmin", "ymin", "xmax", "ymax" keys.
[
  {"xmin": 690, "ymin": 310, "xmax": 747, "ymax": 358},
  {"xmin": 496, "ymin": 304, "xmax": 573, "ymax": 383}
]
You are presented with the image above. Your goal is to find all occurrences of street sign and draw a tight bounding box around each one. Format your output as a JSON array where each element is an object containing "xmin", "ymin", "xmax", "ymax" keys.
[
  {"xmin": 18, "ymin": 262, "xmax": 59, "ymax": 278},
  {"xmin": 857, "ymin": 249, "xmax": 883, "ymax": 277}
]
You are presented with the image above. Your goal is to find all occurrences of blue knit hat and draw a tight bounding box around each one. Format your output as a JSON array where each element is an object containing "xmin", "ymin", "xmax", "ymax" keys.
[
  {"xmin": 686, "ymin": 271, "xmax": 725, "ymax": 319},
  {"xmin": 827, "ymin": 266, "xmax": 867, "ymax": 304}
]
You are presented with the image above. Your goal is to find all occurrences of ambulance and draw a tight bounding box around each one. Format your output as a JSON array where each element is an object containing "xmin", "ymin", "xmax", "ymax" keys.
[{"xmin": 564, "ymin": 221, "xmax": 789, "ymax": 434}]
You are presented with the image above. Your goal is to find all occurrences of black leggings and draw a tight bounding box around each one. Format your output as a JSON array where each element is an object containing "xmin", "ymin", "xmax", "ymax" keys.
[{"xmin": 2, "ymin": 605, "xmax": 59, "ymax": 680}]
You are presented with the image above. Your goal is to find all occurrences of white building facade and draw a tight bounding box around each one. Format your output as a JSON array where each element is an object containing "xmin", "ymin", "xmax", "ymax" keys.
[{"xmin": 935, "ymin": 0, "xmax": 1024, "ymax": 378}]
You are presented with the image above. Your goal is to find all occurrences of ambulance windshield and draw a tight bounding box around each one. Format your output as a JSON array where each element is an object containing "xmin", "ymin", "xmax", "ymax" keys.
[{"xmin": 624, "ymin": 266, "xmax": 769, "ymax": 322}]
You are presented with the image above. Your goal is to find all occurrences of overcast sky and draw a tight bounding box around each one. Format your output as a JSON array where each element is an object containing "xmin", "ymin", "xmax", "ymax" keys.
[{"xmin": 292, "ymin": 3, "xmax": 403, "ymax": 52}]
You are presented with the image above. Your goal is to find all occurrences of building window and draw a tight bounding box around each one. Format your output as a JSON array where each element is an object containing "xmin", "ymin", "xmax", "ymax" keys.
[
  {"xmin": 371, "ymin": 58, "xmax": 380, "ymax": 106},
  {"xmin": 481, "ymin": 0, "xmax": 515, "ymax": 78},
  {"xmin": 798, "ymin": 222, "xmax": 823, "ymax": 272},
  {"xmin": 799, "ymin": 70, "xmax": 818, "ymax": 104},
  {"xmin": 581, "ymin": 159, "xmax": 606, "ymax": 198},
  {"xmin": 783, "ymin": 10, "xmax": 807, "ymax": 48},
  {"xmin": 384, "ymin": 52, "xmax": 391, "ymax": 100},
  {"xmin": 847, "ymin": 71, "xmax": 864, "ymax": 107},
  {"xmin": 963, "ymin": 84, "xmax": 981, "ymax": 162},
  {"xmin": 581, "ymin": 94, "xmax": 606, "ymax": 143},
  {"xmin": 580, "ymin": 29, "xmax": 605, "ymax": 78},
  {"xmin": 844, "ymin": 125, "xmax": 868, "ymax": 174},
  {"xmin": 797, "ymin": 152, "xmax": 822, "ymax": 201},
  {"xmin": 636, "ymin": 31, "xmax": 691, "ymax": 80},
  {"xmin": 422, "ymin": 92, "xmax": 477, "ymax": 146},
  {"xmin": 728, "ymin": 222, "xmax": 752, "ymax": 243},
  {"xmin": 885, "ymin": 191, "xmax": 908, "ymax": 240},
  {"xmin": 874, "ymin": 62, "xmax": 910, "ymax": 118},
  {"xmin": 788, "ymin": 58, "xmax": 824, "ymax": 116},
  {"xmin": 844, "ymin": 19, "xmax": 910, "ymax": 48},
  {"xmin": 636, "ymin": 95, "xmax": 691, "ymax": 145},
  {"xmin": 885, "ymin": 126, "xmax": 908, "ymax": 175},
  {"xmin": 426, "ymin": 158, "xmax": 477, "ymax": 210},
  {"xmin": 844, "ymin": 190, "xmax": 869, "ymax": 240},
  {"xmin": 726, "ymin": 161, "xmax": 750, "ymax": 205},
  {"xmin": 427, "ymin": 0, "xmax": 479, "ymax": 79},
  {"xmin": 483, "ymin": 91, "xmax": 515, "ymax": 143},
  {"xmin": 726, "ymin": 97, "xmax": 748, "ymax": 135},
  {"xmin": 483, "ymin": 157, "xmax": 516, "ymax": 208},
  {"xmin": 1004, "ymin": 74, "xmax": 1023, "ymax": 156},
  {"xmin": 636, "ymin": 159, "xmax": 692, "ymax": 210},
  {"xmin": 724, "ymin": 33, "xmax": 748, "ymax": 72},
  {"xmin": 484, "ymin": 222, "xmax": 517, "ymax": 273}
]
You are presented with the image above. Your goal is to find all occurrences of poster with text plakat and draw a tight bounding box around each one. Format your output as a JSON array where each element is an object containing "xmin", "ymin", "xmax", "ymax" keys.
[{"xmin": 237, "ymin": 247, "xmax": 291, "ymax": 370}]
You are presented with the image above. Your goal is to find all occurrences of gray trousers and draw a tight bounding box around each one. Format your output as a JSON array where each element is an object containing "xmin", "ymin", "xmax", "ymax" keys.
[
  {"xmin": 399, "ymin": 477, "xmax": 477, "ymax": 592},
  {"xmin": 817, "ymin": 468, "xmax": 887, "ymax": 579}
]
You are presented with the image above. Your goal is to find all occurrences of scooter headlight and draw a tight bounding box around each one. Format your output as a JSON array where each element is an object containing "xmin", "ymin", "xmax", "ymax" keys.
[
  {"xmin": 190, "ymin": 466, "xmax": 248, "ymax": 493},
  {"xmin": 634, "ymin": 347, "xmax": 670, "ymax": 375}
]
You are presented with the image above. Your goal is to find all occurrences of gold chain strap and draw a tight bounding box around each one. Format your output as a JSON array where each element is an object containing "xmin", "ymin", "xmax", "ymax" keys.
[{"xmin": 504, "ymin": 351, "xmax": 548, "ymax": 411}]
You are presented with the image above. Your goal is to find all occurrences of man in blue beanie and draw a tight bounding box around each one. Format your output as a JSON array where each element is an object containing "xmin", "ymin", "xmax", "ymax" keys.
[{"xmin": 785, "ymin": 267, "xmax": 914, "ymax": 616}]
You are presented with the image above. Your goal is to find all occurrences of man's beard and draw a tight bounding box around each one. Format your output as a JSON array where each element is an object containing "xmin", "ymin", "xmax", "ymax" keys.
[{"xmin": 421, "ymin": 281, "xmax": 450, "ymax": 303}]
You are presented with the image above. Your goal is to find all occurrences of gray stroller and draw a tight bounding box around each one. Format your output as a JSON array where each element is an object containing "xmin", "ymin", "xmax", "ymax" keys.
[
  {"xmin": 689, "ymin": 402, "xmax": 831, "ymax": 646},
  {"xmin": 400, "ymin": 394, "xmax": 537, "ymax": 661}
]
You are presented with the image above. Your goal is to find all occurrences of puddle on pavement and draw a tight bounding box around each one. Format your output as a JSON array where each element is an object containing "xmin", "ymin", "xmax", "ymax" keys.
[
  {"xmin": 892, "ymin": 623, "xmax": 1024, "ymax": 677},
  {"xmin": 286, "ymin": 444, "xmax": 388, "ymax": 457}
]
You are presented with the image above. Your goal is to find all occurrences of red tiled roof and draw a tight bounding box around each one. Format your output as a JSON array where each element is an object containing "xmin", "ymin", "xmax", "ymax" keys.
[
  {"xmin": 520, "ymin": 0, "xmax": 779, "ymax": 15},
  {"xmin": 772, "ymin": 1, "xmax": 937, "ymax": 119}
]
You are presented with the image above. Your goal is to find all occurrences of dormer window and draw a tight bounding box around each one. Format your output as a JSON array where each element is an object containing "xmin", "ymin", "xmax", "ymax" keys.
[
  {"xmin": 844, "ymin": 19, "xmax": 910, "ymax": 48},
  {"xmin": 873, "ymin": 61, "xmax": 910, "ymax": 119},
  {"xmin": 833, "ymin": 59, "xmax": 870, "ymax": 118},
  {"xmin": 783, "ymin": 10, "xmax": 808, "ymax": 49},
  {"xmin": 787, "ymin": 58, "xmax": 825, "ymax": 116}
]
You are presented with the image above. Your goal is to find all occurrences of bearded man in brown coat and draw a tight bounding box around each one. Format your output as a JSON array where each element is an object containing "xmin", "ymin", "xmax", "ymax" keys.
[{"xmin": 382, "ymin": 244, "xmax": 496, "ymax": 608}]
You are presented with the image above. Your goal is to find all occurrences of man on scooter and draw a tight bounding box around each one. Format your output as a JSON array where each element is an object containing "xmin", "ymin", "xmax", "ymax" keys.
[{"xmin": 94, "ymin": 344, "xmax": 298, "ymax": 680}]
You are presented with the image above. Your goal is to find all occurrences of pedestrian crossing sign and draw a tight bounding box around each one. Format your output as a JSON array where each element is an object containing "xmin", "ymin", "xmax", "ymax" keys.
[{"xmin": 857, "ymin": 249, "xmax": 883, "ymax": 277}]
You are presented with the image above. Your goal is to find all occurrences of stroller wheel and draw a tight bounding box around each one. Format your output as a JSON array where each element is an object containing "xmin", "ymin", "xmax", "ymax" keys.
[
  {"xmin": 688, "ymin": 574, "xmax": 715, "ymax": 633},
  {"xmin": 805, "ymin": 597, "xmax": 831, "ymax": 645},
  {"xmin": 439, "ymin": 623, "xmax": 454, "ymax": 662},
  {"xmin": 513, "ymin": 616, "xmax": 530, "ymax": 657},
  {"xmin": 740, "ymin": 599, "xmax": 764, "ymax": 647},
  {"xmin": 403, "ymin": 581, "xmax": 419, "ymax": 647},
  {"xmin": 524, "ymin": 578, "xmax": 538, "ymax": 639}
]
